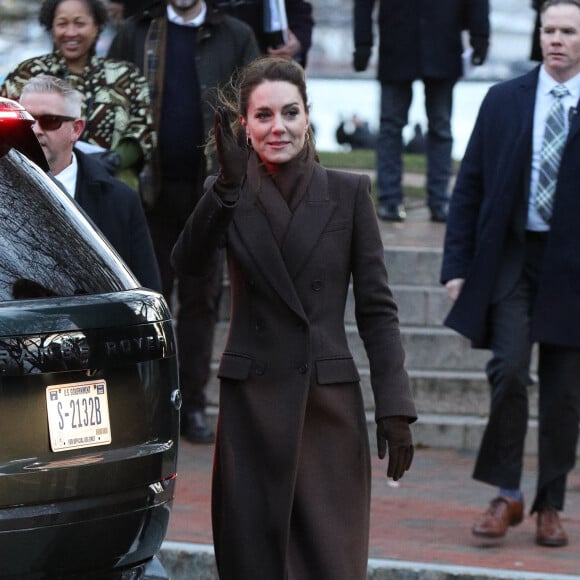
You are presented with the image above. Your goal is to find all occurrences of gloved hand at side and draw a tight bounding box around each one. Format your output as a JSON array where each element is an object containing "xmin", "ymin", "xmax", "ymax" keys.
[
  {"xmin": 353, "ymin": 46, "xmax": 371, "ymax": 72},
  {"xmin": 376, "ymin": 416, "xmax": 414, "ymax": 481},
  {"xmin": 214, "ymin": 106, "xmax": 247, "ymax": 204},
  {"xmin": 470, "ymin": 35, "xmax": 489, "ymax": 66}
]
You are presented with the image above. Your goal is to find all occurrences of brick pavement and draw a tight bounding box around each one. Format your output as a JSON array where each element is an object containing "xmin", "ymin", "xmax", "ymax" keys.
[
  {"xmin": 168, "ymin": 437, "xmax": 580, "ymax": 577},
  {"xmin": 164, "ymin": 205, "xmax": 580, "ymax": 578}
]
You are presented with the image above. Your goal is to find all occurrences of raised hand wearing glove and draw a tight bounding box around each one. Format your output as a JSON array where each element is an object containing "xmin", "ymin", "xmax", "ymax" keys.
[
  {"xmin": 376, "ymin": 416, "xmax": 414, "ymax": 481},
  {"xmin": 353, "ymin": 46, "xmax": 371, "ymax": 72},
  {"xmin": 214, "ymin": 106, "xmax": 247, "ymax": 204},
  {"xmin": 470, "ymin": 35, "xmax": 489, "ymax": 66}
]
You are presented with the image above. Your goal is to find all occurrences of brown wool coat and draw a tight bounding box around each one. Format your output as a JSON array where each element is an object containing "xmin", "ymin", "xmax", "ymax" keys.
[{"xmin": 171, "ymin": 157, "xmax": 417, "ymax": 580}]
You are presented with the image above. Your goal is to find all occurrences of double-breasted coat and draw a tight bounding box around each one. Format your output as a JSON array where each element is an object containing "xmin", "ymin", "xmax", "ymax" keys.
[
  {"xmin": 171, "ymin": 154, "xmax": 416, "ymax": 579},
  {"xmin": 441, "ymin": 66, "xmax": 580, "ymax": 349}
]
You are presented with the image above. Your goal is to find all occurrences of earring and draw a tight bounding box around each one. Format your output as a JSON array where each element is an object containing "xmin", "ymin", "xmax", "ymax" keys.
[{"xmin": 246, "ymin": 137, "xmax": 252, "ymax": 148}]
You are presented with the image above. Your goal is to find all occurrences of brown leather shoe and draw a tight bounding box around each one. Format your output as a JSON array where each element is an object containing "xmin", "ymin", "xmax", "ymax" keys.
[
  {"xmin": 536, "ymin": 508, "xmax": 568, "ymax": 547},
  {"xmin": 472, "ymin": 496, "xmax": 524, "ymax": 538}
]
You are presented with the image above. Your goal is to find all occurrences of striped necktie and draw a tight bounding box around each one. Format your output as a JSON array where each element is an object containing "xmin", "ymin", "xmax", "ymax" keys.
[{"xmin": 535, "ymin": 84, "xmax": 570, "ymax": 222}]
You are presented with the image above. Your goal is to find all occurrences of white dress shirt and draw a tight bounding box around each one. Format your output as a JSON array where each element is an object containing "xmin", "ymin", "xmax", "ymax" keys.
[
  {"xmin": 167, "ymin": 2, "xmax": 207, "ymax": 26},
  {"xmin": 54, "ymin": 152, "xmax": 79, "ymax": 199},
  {"xmin": 528, "ymin": 66, "xmax": 580, "ymax": 231}
]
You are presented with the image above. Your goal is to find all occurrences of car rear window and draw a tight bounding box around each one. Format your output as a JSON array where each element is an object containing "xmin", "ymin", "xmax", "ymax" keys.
[{"xmin": 0, "ymin": 149, "xmax": 138, "ymax": 301}]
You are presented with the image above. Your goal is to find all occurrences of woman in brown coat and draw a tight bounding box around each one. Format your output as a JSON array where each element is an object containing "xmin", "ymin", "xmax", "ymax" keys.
[{"xmin": 171, "ymin": 56, "xmax": 417, "ymax": 580}]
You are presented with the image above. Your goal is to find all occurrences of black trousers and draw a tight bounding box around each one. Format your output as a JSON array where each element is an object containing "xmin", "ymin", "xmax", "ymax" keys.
[
  {"xmin": 473, "ymin": 232, "xmax": 580, "ymax": 512},
  {"xmin": 147, "ymin": 192, "xmax": 222, "ymax": 414}
]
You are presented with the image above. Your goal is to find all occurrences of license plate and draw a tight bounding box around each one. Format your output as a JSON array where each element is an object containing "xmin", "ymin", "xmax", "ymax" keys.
[{"xmin": 46, "ymin": 380, "xmax": 112, "ymax": 452}]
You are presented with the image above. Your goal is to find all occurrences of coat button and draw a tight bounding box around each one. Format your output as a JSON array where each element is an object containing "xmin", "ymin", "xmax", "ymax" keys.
[
  {"xmin": 311, "ymin": 280, "xmax": 322, "ymax": 291},
  {"xmin": 298, "ymin": 363, "xmax": 308, "ymax": 374}
]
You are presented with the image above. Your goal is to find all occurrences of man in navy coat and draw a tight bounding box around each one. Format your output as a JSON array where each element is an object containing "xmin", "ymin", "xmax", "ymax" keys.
[
  {"xmin": 441, "ymin": 0, "xmax": 580, "ymax": 548},
  {"xmin": 353, "ymin": 0, "xmax": 489, "ymax": 222},
  {"xmin": 20, "ymin": 74, "xmax": 161, "ymax": 292}
]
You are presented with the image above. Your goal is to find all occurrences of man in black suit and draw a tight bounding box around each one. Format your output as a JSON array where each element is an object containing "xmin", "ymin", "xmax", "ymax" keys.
[
  {"xmin": 441, "ymin": 0, "xmax": 580, "ymax": 548},
  {"xmin": 20, "ymin": 74, "xmax": 161, "ymax": 292},
  {"xmin": 108, "ymin": 0, "xmax": 149, "ymax": 20},
  {"xmin": 108, "ymin": 0, "xmax": 260, "ymax": 443},
  {"xmin": 217, "ymin": 0, "xmax": 314, "ymax": 67},
  {"xmin": 353, "ymin": 0, "xmax": 490, "ymax": 223}
]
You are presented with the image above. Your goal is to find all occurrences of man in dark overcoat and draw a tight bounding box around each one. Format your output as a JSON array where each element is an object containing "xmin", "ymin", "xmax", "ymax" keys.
[
  {"xmin": 353, "ymin": 0, "xmax": 489, "ymax": 222},
  {"xmin": 108, "ymin": 0, "xmax": 260, "ymax": 443},
  {"xmin": 20, "ymin": 74, "xmax": 161, "ymax": 292},
  {"xmin": 441, "ymin": 0, "xmax": 580, "ymax": 548},
  {"xmin": 216, "ymin": 0, "xmax": 314, "ymax": 66}
]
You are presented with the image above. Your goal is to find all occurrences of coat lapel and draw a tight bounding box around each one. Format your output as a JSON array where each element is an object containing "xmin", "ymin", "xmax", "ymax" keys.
[
  {"xmin": 74, "ymin": 154, "xmax": 102, "ymax": 228},
  {"xmin": 281, "ymin": 164, "xmax": 336, "ymax": 279},
  {"xmin": 231, "ymin": 159, "xmax": 336, "ymax": 320},
  {"xmin": 566, "ymin": 94, "xmax": 580, "ymax": 144},
  {"xmin": 232, "ymin": 156, "xmax": 306, "ymax": 320}
]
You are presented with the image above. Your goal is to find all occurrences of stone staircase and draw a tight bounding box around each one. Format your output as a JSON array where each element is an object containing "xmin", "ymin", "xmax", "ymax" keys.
[{"xmin": 205, "ymin": 241, "xmax": 543, "ymax": 455}]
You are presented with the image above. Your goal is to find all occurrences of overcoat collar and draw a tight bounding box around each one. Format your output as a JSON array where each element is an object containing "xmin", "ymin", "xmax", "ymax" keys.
[
  {"xmin": 73, "ymin": 150, "xmax": 109, "ymax": 229},
  {"xmin": 232, "ymin": 153, "xmax": 336, "ymax": 320},
  {"xmin": 516, "ymin": 65, "xmax": 580, "ymax": 145}
]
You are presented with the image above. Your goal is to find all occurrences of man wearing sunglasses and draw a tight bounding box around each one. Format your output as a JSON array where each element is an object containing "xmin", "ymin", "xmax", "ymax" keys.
[{"xmin": 20, "ymin": 74, "xmax": 161, "ymax": 293}]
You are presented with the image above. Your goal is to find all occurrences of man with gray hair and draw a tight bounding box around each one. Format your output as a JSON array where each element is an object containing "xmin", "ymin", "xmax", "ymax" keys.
[{"xmin": 20, "ymin": 74, "xmax": 161, "ymax": 292}]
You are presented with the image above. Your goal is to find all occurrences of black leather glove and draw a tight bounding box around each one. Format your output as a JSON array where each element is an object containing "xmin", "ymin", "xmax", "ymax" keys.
[
  {"xmin": 89, "ymin": 150, "xmax": 121, "ymax": 175},
  {"xmin": 470, "ymin": 36, "xmax": 489, "ymax": 66},
  {"xmin": 353, "ymin": 46, "xmax": 371, "ymax": 72},
  {"xmin": 376, "ymin": 416, "xmax": 414, "ymax": 481},
  {"xmin": 214, "ymin": 106, "xmax": 246, "ymax": 203}
]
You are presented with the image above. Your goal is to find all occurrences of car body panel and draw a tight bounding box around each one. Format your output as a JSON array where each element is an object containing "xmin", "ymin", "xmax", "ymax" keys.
[{"xmin": 0, "ymin": 97, "xmax": 180, "ymax": 578}]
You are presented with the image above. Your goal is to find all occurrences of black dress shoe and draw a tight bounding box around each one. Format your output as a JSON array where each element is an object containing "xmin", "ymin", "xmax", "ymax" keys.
[
  {"xmin": 430, "ymin": 205, "xmax": 448, "ymax": 223},
  {"xmin": 377, "ymin": 203, "xmax": 406, "ymax": 222},
  {"xmin": 183, "ymin": 410, "xmax": 214, "ymax": 444}
]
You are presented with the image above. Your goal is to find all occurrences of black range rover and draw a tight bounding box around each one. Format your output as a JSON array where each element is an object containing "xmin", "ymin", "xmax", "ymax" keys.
[{"xmin": 0, "ymin": 97, "xmax": 180, "ymax": 578}]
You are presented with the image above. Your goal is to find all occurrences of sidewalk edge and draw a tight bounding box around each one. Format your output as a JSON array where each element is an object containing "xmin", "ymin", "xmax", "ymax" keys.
[{"xmin": 159, "ymin": 541, "xmax": 579, "ymax": 580}]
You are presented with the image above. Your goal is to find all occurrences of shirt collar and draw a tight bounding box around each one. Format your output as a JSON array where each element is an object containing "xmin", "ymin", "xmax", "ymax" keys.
[
  {"xmin": 539, "ymin": 65, "xmax": 580, "ymax": 102},
  {"xmin": 166, "ymin": 2, "xmax": 207, "ymax": 26},
  {"xmin": 54, "ymin": 152, "xmax": 78, "ymax": 199}
]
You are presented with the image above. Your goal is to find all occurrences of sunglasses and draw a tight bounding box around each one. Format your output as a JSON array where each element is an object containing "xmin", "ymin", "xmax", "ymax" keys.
[{"xmin": 32, "ymin": 114, "xmax": 76, "ymax": 131}]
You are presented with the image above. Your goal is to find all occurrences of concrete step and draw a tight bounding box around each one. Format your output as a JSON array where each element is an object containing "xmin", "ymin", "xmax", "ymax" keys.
[
  {"xmin": 220, "ymin": 247, "xmax": 448, "ymax": 326},
  {"xmin": 205, "ymin": 366, "xmax": 540, "ymax": 419},
  {"xmin": 221, "ymin": 282, "xmax": 451, "ymax": 327},
  {"xmin": 345, "ymin": 283, "xmax": 451, "ymax": 326},
  {"xmin": 384, "ymin": 246, "xmax": 443, "ymax": 286},
  {"xmin": 206, "ymin": 244, "xmax": 545, "ymax": 455},
  {"xmin": 211, "ymin": 321, "xmax": 492, "ymax": 373},
  {"xmin": 407, "ymin": 413, "xmax": 542, "ymax": 455},
  {"xmin": 158, "ymin": 541, "xmax": 578, "ymax": 580}
]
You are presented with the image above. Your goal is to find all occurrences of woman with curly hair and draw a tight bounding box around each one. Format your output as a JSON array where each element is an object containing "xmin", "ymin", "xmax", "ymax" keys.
[{"xmin": 1, "ymin": 0, "xmax": 154, "ymax": 190}]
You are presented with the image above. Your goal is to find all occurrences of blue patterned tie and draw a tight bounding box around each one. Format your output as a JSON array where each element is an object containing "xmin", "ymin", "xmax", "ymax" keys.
[{"xmin": 536, "ymin": 84, "xmax": 570, "ymax": 222}]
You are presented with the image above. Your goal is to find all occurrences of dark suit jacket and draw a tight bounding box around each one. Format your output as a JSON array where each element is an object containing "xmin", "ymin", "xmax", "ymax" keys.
[
  {"xmin": 74, "ymin": 149, "xmax": 161, "ymax": 291},
  {"xmin": 441, "ymin": 66, "xmax": 580, "ymax": 348},
  {"xmin": 354, "ymin": 0, "xmax": 489, "ymax": 82},
  {"xmin": 172, "ymin": 157, "xmax": 416, "ymax": 578},
  {"xmin": 217, "ymin": 0, "xmax": 314, "ymax": 66}
]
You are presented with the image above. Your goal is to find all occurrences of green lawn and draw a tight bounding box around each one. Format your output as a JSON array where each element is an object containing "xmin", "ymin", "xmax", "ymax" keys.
[
  {"xmin": 317, "ymin": 149, "xmax": 461, "ymax": 203},
  {"xmin": 317, "ymin": 150, "xmax": 424, "ymax": 173}
]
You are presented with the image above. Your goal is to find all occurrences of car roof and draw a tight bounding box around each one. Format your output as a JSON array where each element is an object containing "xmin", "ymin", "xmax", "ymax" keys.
[{"xmin": 0, "ymin": 96, "xmax": 49, "ymax": 170}]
